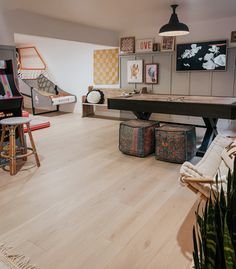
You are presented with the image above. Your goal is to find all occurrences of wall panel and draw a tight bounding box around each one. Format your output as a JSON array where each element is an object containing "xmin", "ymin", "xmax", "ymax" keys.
[
  {"xmin": 152, "ymin": 54, "xmax": 171, "ymax": 94},
  {"xmin": 212, "ymin": 48, "xmax": 235, "ymax": 97},
  {"xmin": 136, "ymin": 55, "xmax": 153, "ymax": 92},
  {"xmin": 171, "ymin": 55, "xmax": 190, "ymax": 95},
  {"xmin": 190, "ymin": 72, "xmax": 212, "ymax": 96}
]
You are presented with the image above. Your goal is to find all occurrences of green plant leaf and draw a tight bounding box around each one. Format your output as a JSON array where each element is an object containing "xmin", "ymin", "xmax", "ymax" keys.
[
  {"xmin": 215, "ymin": 193, "xmax": 225, "ymax": 268},
  {"xmin": 227, "ymin": 161, "xmax": 236, "ymax": 253},
  {"xmin": 192, "ymin": 158, "xmax": 236, "ymax": 269},
  {"xmin": 205, "ymin": 197, "xmax": 217, "ymax": 268},
  {"xmin": 193, "ymin": 226, "xmax": 201, "ymax": 269},
  {"xmin": 224, "ymin": 214, "xmax": 236, "ymax": 269}
]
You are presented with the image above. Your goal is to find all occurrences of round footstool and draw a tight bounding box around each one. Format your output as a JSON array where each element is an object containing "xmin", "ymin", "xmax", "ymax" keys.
[{"xmin": 119, "ymin": 119, "xmax": 159, "ymax": 157}]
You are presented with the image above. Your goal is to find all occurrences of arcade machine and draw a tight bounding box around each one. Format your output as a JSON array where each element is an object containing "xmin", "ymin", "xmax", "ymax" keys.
[
  {"xmin": 0, "ymin": 59, "xmax": 23, "ymax": 166},
  {"xmin": 0, "ymin": 59, "xmax": 23, "ymax": 121}
]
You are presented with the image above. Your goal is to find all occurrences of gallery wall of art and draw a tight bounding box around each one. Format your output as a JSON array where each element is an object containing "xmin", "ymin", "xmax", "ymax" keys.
[{"xmin": 120, "ymin": 46, "xmax": 236, "ymax": 97}]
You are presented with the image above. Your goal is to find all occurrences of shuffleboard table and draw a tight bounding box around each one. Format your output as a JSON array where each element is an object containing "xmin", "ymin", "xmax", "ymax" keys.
[{"xmin": 108, "ymin": 94, "xmax": 236, "ymax": 156}]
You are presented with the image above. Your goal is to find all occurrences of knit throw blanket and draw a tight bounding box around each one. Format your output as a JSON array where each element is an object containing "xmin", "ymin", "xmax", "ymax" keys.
[{"xmin": 0, "ymin": 245, "xmax": 39, "ymax": 269}]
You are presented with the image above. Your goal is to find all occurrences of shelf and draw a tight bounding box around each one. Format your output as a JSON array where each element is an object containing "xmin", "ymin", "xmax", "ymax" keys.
[
  {"xmin": 119, "ymin": 51, "xmax": 174, "ymax": 57},
  {"xmin": 82, "ymin": 103, "xmax": 107, "ymax": 107}
]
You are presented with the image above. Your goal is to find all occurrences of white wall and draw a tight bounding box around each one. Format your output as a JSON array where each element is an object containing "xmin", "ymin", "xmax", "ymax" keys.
[
  {"xmin": 0, "ymin": 10, "xmax": 15, "ymax": 45},
  {"xmin": 15, "ymin": 33, "xmax": 118, "ymax": 113},
  {"xmin": 0, "ymin": 6, "xmax": 119, "ymax": 47}
]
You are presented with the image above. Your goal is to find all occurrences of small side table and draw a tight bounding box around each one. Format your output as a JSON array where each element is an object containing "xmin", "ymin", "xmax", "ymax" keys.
[{"xmin": 0, "ymin": 117, "xmax": 40, "ymax": 175}]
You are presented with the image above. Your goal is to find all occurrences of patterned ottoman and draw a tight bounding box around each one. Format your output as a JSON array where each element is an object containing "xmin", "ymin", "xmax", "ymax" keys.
[
  {"xmin": 119, "ymin": 119, "xmax": 159, "ymax": 157},
  {"xmin": 155, "ymin": 124, "xmax": 196, "ymax": 163}
]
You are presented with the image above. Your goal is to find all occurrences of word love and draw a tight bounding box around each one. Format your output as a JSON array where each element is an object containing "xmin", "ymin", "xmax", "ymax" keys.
[
  {"xmin": 136, "ymin": 39, "xmax": 153, "ymax": 52},
  {"xmin": 139, "ymin": 41, "xmax": 152, "ymax": 50}
]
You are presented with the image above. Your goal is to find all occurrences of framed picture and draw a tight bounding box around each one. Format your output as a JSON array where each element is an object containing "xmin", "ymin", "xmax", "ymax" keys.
[
  {"xmin": 120, "ymin": 37, "xmax": 135, "ymax": 54},
  {"xmin": 145, "ymin": 64, "xmax": 158, "ymax": 84},
  {"xmin": 176, "ymin": 40, "xmax": 227, "ymax": 71},
  {"xmin": 153, "ymin": 43, "xmax": 160, "ymax": 52},
  {"xmin": 161, "ymin": 36, "xmax": 175, "ymax": 51},
  {"xmin": 127, "ymin": 60, "xmax": 143, "ymax": 83},
  {"xmin": 136, "ymin": 38, "xmax": 153, "ymax": 53},
  {"xmin": 231, "ymin": 31, "xmax": 236, "ymax": 43}
]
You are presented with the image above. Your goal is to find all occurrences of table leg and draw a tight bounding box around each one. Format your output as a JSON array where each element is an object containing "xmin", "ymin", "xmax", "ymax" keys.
[
  {"xmin": 197, "ymin": 118, "xmax": 218, "ymax": 157},
  {"xmin": 133, "ymin": 112, "xmax": 152, "ymax": 120}
]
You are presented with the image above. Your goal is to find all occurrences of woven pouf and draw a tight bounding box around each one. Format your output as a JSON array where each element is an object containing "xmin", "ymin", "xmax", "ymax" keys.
[
  {"xmin": 155, "ymin": 124, "xmax": 196, "ymax": 163},
  {"xmin": 119, "ymin": 119, "xmax": 159, "ymax": 157}
]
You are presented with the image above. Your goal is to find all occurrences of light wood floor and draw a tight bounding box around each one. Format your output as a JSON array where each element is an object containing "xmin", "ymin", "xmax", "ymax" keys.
[{"xmin": 0, "ymin": 113, "xmax": 199, "ymax": 269}]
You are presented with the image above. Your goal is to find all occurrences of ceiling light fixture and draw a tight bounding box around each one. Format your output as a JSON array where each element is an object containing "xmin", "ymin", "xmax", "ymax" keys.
[{"xmin": 159, "ymin": 4, "xmax": 189, "ymax": 36}]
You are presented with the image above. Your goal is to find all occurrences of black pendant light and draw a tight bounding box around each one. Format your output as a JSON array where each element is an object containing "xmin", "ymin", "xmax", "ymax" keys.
[{"xmin": 159, "ymin": 4, "xmax": 189, "ymax": 36}]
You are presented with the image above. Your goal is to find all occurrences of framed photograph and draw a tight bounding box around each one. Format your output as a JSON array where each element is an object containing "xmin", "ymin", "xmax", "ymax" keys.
[
  {"xmin": 231, "ymin": 31, "xmax": 236, "ymax": 43},
  {"xmin": 153, "ymin": 43, "xmax": 160, "ymax": 52},
  {"xmin": 145, "ymin": 64, "xmax": 158, "ymax": 84},
  {"xmin": 120, "ymin": 37, "xmax": 135, "ymax": 54},
  {"xmin": 127, "ymin": 60, "xmax": 143, "ymax": 83},
  {"xmin": 136, "ymin": 38, "xmax": 153, "ymax": 53},
  {"xmin": 161, "ymin": 36, "xmax": 175, "ymax": 51},
  {"xmin": 176, "ymin": 40, "xmax": 227, "ymax": 71}
]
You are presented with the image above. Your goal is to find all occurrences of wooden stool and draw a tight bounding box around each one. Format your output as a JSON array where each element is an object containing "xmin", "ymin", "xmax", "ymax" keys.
[{"xmin": 0, "ymin": 117, "xmax": 40, "ymax": 175}]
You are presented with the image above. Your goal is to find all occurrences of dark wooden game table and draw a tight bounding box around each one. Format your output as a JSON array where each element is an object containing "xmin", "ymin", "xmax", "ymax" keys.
[{"xmin": 108, "ymin": 94, "xmax": 236, "ymax": 156}]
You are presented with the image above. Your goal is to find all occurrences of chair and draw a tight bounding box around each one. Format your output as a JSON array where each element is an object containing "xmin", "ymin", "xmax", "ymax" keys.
[{"xmin": 179, "ymin": 134, "xmax": 234, "ymax": 199}]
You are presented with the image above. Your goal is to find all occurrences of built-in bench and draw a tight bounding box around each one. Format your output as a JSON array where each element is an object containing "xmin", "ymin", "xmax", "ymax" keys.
[{"xmin": 81, "ymin": 86, "xmax": 132, "ymax": 117}]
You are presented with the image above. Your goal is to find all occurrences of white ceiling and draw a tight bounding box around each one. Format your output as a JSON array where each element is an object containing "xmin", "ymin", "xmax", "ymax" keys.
[{"xmin": 3, "ymin": 0, "xmax": 236, "ymax": 32}]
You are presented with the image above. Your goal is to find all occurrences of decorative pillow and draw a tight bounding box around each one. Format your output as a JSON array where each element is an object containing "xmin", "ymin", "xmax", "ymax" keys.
[
  {"xmin": 86, "ymin": 89, "xmax": 104, "ymax": 104},
  {"xmin": 221, "ymin": 141, "xmax": 236, "ymax": 171}
]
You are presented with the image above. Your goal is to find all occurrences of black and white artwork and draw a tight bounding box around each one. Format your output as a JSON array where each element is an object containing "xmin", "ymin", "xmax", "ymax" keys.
[{"xmin": 176, "ymin": 40, "xmax": 227, "ymax": 71}]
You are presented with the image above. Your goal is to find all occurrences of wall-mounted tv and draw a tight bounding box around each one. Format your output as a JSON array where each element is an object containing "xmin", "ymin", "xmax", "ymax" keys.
[{"xmin": 176, "ymin": 40, "xmax": 227, "ymax": 71}]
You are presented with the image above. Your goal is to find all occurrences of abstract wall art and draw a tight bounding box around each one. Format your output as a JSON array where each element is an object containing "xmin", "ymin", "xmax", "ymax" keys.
[
  {"xmin": 93, "ymin": 48, "xmax": 119, "ymax": 85},
  {"xmin": 176, "ymin": 40, "xmax": 227, "ymax": 71},
  {"xmin": 127, "ymin": 60, "xmax": 143, "ymax": 83},
  {"xmin": 145, "ymin": 64, "xmax": 158, "ymax": 84},
  {"xmin": 120, "ymin": 37, "xmax": 135, "ymax": 54}
]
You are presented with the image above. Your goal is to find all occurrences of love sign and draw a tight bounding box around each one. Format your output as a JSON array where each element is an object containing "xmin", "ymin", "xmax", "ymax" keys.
[{"xmin": 136, "ymin": 39, "xmax": 154, "ymax": 53}]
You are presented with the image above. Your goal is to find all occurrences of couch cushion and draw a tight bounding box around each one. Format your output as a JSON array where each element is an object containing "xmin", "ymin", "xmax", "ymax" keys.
[{"xmin": 195, "ymin": 134, "xmax": 231, "ymax": 178}]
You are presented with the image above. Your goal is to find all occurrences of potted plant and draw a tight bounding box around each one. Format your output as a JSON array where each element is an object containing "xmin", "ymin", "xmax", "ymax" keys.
[{"xmin": 192, "ymin": 161, "xmax": 236, "ymax": 269}]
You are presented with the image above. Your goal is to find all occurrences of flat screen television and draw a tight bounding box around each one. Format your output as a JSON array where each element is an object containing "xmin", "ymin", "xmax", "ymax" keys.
[{"xmin": 176, "ymin": 40, "xmax": 227, "ymax": 71}]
